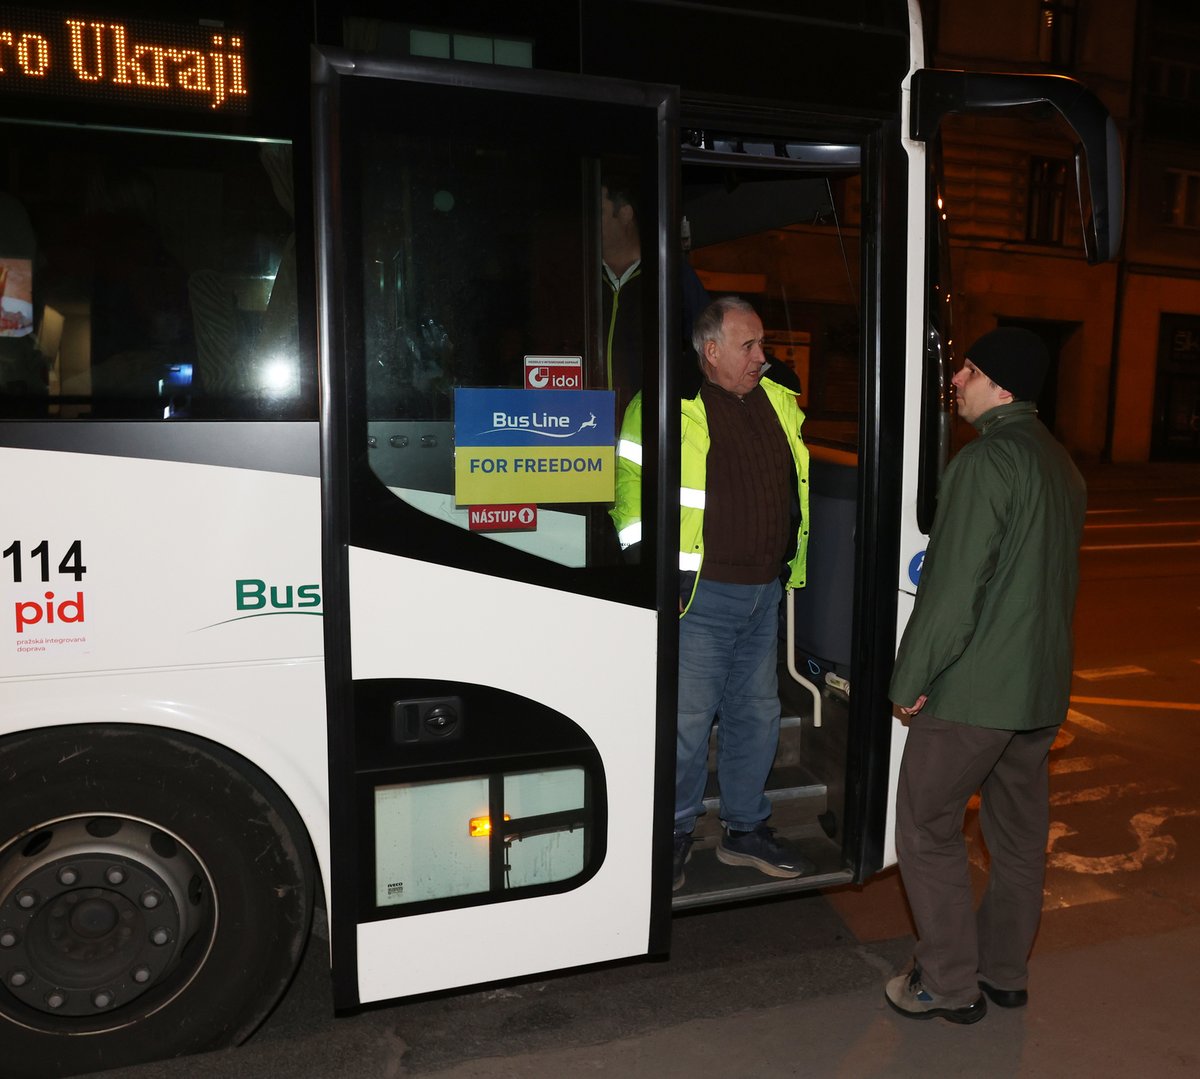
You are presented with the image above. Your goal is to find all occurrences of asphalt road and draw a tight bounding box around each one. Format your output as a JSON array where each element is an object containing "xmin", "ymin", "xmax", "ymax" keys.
[
  {"xmin": 86, "ymin": 462, "xmax": 1200, "ymax": 1079},
  {"xmin": 1035, "ymin": 464, "xmax": 1200, "ymax": 936}
]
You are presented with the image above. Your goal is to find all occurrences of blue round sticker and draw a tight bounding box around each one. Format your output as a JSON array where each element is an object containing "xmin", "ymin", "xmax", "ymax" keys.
[{"xmin": 908, "ymin": 550, "xmax": 926, "ymax": 587}]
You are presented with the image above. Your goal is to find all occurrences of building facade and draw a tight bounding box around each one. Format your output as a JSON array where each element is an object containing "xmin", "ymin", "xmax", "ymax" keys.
[{"xmin": 934, "ymin": 0, "xmax": 1200, "ymax": 461}]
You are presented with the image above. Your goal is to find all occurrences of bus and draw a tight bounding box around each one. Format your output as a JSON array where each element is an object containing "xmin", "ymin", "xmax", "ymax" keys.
[{"xmin": 0, "ymin": 1, "xmax": 1121, "ymax": 1073}]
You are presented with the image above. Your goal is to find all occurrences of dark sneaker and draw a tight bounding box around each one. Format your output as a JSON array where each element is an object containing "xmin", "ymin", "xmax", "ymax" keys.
[
  {"xmin": 672, "ymin": 832, "xmax": 693, "ymax": 891},
  {"xmin": 716, "ymin": 823, "xmax": 812, "ymax": 879},
  {"xmin": 886, "ymin": 968, "xmax": 987, "ymax": 1024},
  {"xmin": 978, "ymin": 980, "xmax": 1028, "ymax": 1008}
]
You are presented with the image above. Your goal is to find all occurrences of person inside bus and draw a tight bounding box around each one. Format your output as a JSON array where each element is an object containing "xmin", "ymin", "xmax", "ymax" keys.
[
  {"xmin": 0, "ymin": 189, "xmax": 47, "ymax": 414},
  {"xmin": 612, "ymin": 296, "xmax": 813, "ymax": 889},
  {"xmin": 885, "ymin": 328, "xmax": 1086, "ymax": 1024},
  {"xmin": 601, "ymin": 174, "xmax": 802, "ymax": 403},
  {"xmin": 600, "ymin": 174, "xmax": 714, "ymax": 414},
  {"xmin": 52, "ymin": 166, "xmax": 193, "ymax": 414}
]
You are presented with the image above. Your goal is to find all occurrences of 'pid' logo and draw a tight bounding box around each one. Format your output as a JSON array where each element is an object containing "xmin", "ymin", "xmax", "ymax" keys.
[
  {"xmin": 4, "ymin": 539, "xmax": 88, "ymax": 634},
  {"xmin": 15, "ymin": 591, "xmax": 84, "ymax": 633}
]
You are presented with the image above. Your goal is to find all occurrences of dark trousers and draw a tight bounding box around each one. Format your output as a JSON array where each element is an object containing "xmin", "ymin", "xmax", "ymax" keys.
[{"xmin": 896, "ymin": 713, "xmax": 1059, "ymax": 998}]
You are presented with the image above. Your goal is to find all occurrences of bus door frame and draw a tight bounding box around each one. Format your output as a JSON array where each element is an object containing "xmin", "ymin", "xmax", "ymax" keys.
[{"xmin": 311, "ymin": 44, "xmax": 680, "ymax": 1008}]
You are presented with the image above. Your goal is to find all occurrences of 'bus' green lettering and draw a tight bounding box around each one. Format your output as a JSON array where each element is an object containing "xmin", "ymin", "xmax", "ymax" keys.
[{"xmin": 236, "ymin": 578, "xmax": 266, "ymax": 610}]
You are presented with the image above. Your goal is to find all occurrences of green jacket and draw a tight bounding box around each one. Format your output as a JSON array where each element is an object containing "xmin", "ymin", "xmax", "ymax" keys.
[
  {"xmin": 611, "ymin": 377, "xmax": 810, "ymax": 615},
  {"xmin": 890, "ymin": 401, "xmax": 1087, "ymax": 730}
]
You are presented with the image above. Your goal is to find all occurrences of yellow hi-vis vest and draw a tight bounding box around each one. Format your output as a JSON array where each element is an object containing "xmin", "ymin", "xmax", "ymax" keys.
[{"xmin": 610, "ymin": 378, "xmax": 810, "ymax": 615}]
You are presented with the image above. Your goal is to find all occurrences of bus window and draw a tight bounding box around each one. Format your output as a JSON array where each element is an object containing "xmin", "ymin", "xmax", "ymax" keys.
[
  {"xmin": 0, "ymin": 127, "xmax": 310, "ymax": 421},
  {"xmin": 347, "ymin": 78, "xmax": 658, "ymax": 570},
  {"xmin": 374, "ymin": 766, "xmax": 587, "ymax": 906},
  {"xmin": 918, "ymin": 137, "xmax": 957, "ymax": 534}
]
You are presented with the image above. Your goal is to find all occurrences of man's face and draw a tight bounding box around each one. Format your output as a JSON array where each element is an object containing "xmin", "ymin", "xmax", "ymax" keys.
[
  {"xmin": 952, "ymin": 358, "xmax": 1008, "ymax": 423},
  {"xmin": 600, "ymin": 187, "xmax": 627, "ymax": 263},
  {"xmin": 705, "ymin": 309, "xmax": 767, "ymax": 396}
]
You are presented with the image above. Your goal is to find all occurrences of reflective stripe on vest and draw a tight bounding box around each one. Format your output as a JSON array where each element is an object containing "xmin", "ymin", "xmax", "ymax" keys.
[
  {"xmin": 679, "ymin": 551, "xmax": 702, "ymax": 571},
  {"xmin": 618, "ymin": 522, "xmax": 642, "ymax": 549},
  {"xmin": 680, "ymin": 486, "xmax": 705, "ymax": 509},
  {"xmin": 617, "ymin": 438, "xmax": 643, "ymax": 465}
]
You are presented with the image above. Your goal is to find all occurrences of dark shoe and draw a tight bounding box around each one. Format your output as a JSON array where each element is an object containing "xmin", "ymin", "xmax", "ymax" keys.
[
  {"xmin": 885, "ymin": 968, "xmax": 987, "ymax": 1024},
  {"xmin": 672, "ymin": 832, "xmax": 693, "ymax": 891},
  {"xmin": 716, "ymin": 823, "xmax": 812, "ymax": 879},
  {"xmin": 978, "ymin": 980, "xmax": 1028, "ymax": 1008}
]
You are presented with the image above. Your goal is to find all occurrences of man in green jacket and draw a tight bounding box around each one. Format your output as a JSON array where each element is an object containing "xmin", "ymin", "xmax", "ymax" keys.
[
  {"xmin": 611, "ymin": 296, "xmax": 812, "ymax": 891},
  {"xmin": 885, "ymin": 327, "xmax": 1087, "ymax": 1024}
]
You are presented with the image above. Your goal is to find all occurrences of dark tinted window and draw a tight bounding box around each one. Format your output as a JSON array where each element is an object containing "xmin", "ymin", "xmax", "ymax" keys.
[
  {"xmin": 340, "ymin": 75, "xmax": 660, "ymax": 571},
  {"xmin": 0, "ymin": 125, "xmax": 311, "ymax": 420}
]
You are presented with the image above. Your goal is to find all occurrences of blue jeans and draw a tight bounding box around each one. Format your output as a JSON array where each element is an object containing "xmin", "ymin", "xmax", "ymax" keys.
[{"xmin": 675, "ymin": 577, "xmax": 782, "ymax": 834}]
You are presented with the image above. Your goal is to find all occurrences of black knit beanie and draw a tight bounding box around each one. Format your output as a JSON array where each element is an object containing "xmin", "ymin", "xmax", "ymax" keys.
[{"xmin": 966, "ymin": 328, "xmax": 1049, "ymax": 401}]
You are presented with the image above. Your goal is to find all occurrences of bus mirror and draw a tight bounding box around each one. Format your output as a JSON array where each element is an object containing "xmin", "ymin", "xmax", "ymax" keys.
[
  {"xmin": 910, "ymin": 69, "xmax": 1124, "ymax": 264},
  {"xmin": 1072, "ymin": 112, "xmax": 1124, "ymax": 264},
  {"xmin": 1075, "ymin": 146, "xmax": 1097, "ymax": 264}
]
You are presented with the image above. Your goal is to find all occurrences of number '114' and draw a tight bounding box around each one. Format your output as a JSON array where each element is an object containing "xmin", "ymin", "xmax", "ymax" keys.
[{"xmin": 2, "ymin": 540, "xmax": 87, "ymax": 583}]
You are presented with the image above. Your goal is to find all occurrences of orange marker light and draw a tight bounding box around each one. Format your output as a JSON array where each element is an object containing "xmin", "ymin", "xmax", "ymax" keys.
[{"xmin": 468, "ymin": 814, "xmax": 510, "ymax": 838}]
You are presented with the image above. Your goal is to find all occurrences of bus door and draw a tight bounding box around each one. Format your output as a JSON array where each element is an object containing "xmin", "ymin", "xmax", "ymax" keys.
[{"xmin": 312, "ymin": 48, "xmax": 679, "ymax": 1008}]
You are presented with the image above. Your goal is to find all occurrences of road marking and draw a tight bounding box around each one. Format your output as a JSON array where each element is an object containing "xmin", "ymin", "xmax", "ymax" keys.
[
  {"xmin": 1049, "ymin": 753, "xmax": 1126, "ymax": 775},
  {"xmin": 1065, "ymin": 708, "xmax": 1119, "ymax": 735},
  {"xmin": 1052, "ymin": 725, "xmax": 1076, "ymax": 749},
  {"xmin": 1070, "ymin": 695, "xmax": 1200, "ymax": 712},
  {"xmin": 1074, "ymin": 665, "xmax": 1150, "ymax": 680},
  {"xmin": 1049, "ymin": 780, "xmax": 1178, "ymax": 806},
  {"xmin": 1080, "ymin": 540, "xmax": 1200, "ymax": 551},
  {"xmin": 1047, "ymin": 807, "xmax": 1200, "ymax": 875},
  {"xmin": 1042, "ymin": 877, "xmax": 1119, "ymax": 911},
  {"xmin": 1084, "ymin": 519, "xmax": 1200, "ymax": 529}
]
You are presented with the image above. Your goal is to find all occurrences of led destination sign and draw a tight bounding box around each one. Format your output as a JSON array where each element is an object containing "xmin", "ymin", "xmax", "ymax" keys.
[{"xmin": 0, "ymin": 7, "xmax": 248, "ymax": 112}]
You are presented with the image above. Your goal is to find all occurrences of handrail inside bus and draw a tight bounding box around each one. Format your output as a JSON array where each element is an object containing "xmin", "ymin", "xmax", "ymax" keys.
[
  {"xmin": 785, "ymin": 588, "xmax": 823, "ymax": 729},
  {"xmin": 682, "ymin": 134, "xmax": 860, "ymax": 173}
]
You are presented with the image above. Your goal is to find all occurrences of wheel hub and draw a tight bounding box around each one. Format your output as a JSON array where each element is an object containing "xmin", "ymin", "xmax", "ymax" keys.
[{"xmin": 0, "ymin": 816, "xmax": 213, "ymax": 1021}]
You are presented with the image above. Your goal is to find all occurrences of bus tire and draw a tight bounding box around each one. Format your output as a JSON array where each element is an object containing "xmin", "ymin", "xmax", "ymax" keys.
[{"xmin": 0, "ymin": 724, "xmax": 315, "ymax": 1077}]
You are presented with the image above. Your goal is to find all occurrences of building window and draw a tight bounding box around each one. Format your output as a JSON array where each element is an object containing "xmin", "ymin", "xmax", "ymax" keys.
[
  {"xmin": 1149, "ymin": 57, "xmax": 1200, "ymax": 103},
  {"xmin": 1027, "ymin": 157, "xmax": 1069, "ymax": 244},
  {"xmin": 1164, "ymin": 168, "xmax": 1200, "ymax": 229},
  {"xmin": 1037, "ymin": 0, "xmax": 1077, "ymax": 68}
]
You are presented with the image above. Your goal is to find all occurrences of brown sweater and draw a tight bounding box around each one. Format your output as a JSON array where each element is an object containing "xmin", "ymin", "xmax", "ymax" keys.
[{"xmin": 699, "ymin": 381, "xmax": 792, "ymax": 584}]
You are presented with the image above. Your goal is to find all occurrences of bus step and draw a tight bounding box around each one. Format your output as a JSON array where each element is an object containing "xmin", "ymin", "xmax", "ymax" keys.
[
  {"xmin": 671, "ymin": 823, "xmax": 848, "ymax": 908},
  {"xmin": 699, "ymin": 782, "xmax": 825, "ymax": 816}
]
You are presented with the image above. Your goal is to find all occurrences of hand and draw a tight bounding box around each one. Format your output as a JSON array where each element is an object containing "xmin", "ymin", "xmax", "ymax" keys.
[{"xmin": 896, "ymin": 695, "xmax": 927, "ymax": 718}]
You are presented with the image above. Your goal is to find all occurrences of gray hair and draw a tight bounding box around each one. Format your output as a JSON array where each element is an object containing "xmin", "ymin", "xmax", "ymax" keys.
[{"xmin": 691, "ymin": 296, "xmax": 758, "ymax": 371}]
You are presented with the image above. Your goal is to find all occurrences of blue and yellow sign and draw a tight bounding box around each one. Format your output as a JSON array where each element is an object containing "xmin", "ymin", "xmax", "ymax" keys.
[{"xmin": 454, "ymin": 388, "xmax": 616, "ymax": 505}]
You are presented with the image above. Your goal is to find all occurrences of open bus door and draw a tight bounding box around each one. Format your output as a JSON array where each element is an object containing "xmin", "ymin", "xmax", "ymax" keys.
[{"xmin": 312, "ymin": 48, "xmax": 679, "ymax": 1008}]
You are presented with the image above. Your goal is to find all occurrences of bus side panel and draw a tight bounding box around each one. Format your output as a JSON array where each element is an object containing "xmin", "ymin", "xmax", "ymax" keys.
[
  {"xmin": 0, "ymin": 444, "xmax": 333, "ymax": 907},
  {"xmin": 883, "ymin": 595, "xmax": 918, "ymax": 869},
  {"xmin": 0, "ymin": 659, "xmax": 332, "ymax": 908},
  {"xmin": 0, "ymin": 446, "xmax": 323, "ymax": 675},
  {"xmin": 883, "ymin": 33, "xmax": 929, "ymax": 873},
  {"xmin": 349, "ymin": 548, "xmax": 657, "ymax": 1001}
]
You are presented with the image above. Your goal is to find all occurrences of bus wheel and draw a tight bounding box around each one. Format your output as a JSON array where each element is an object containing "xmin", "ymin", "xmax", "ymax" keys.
[{"xmin": 0, "ymin": 725, "xmax": 314, "ymax": 1077}]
